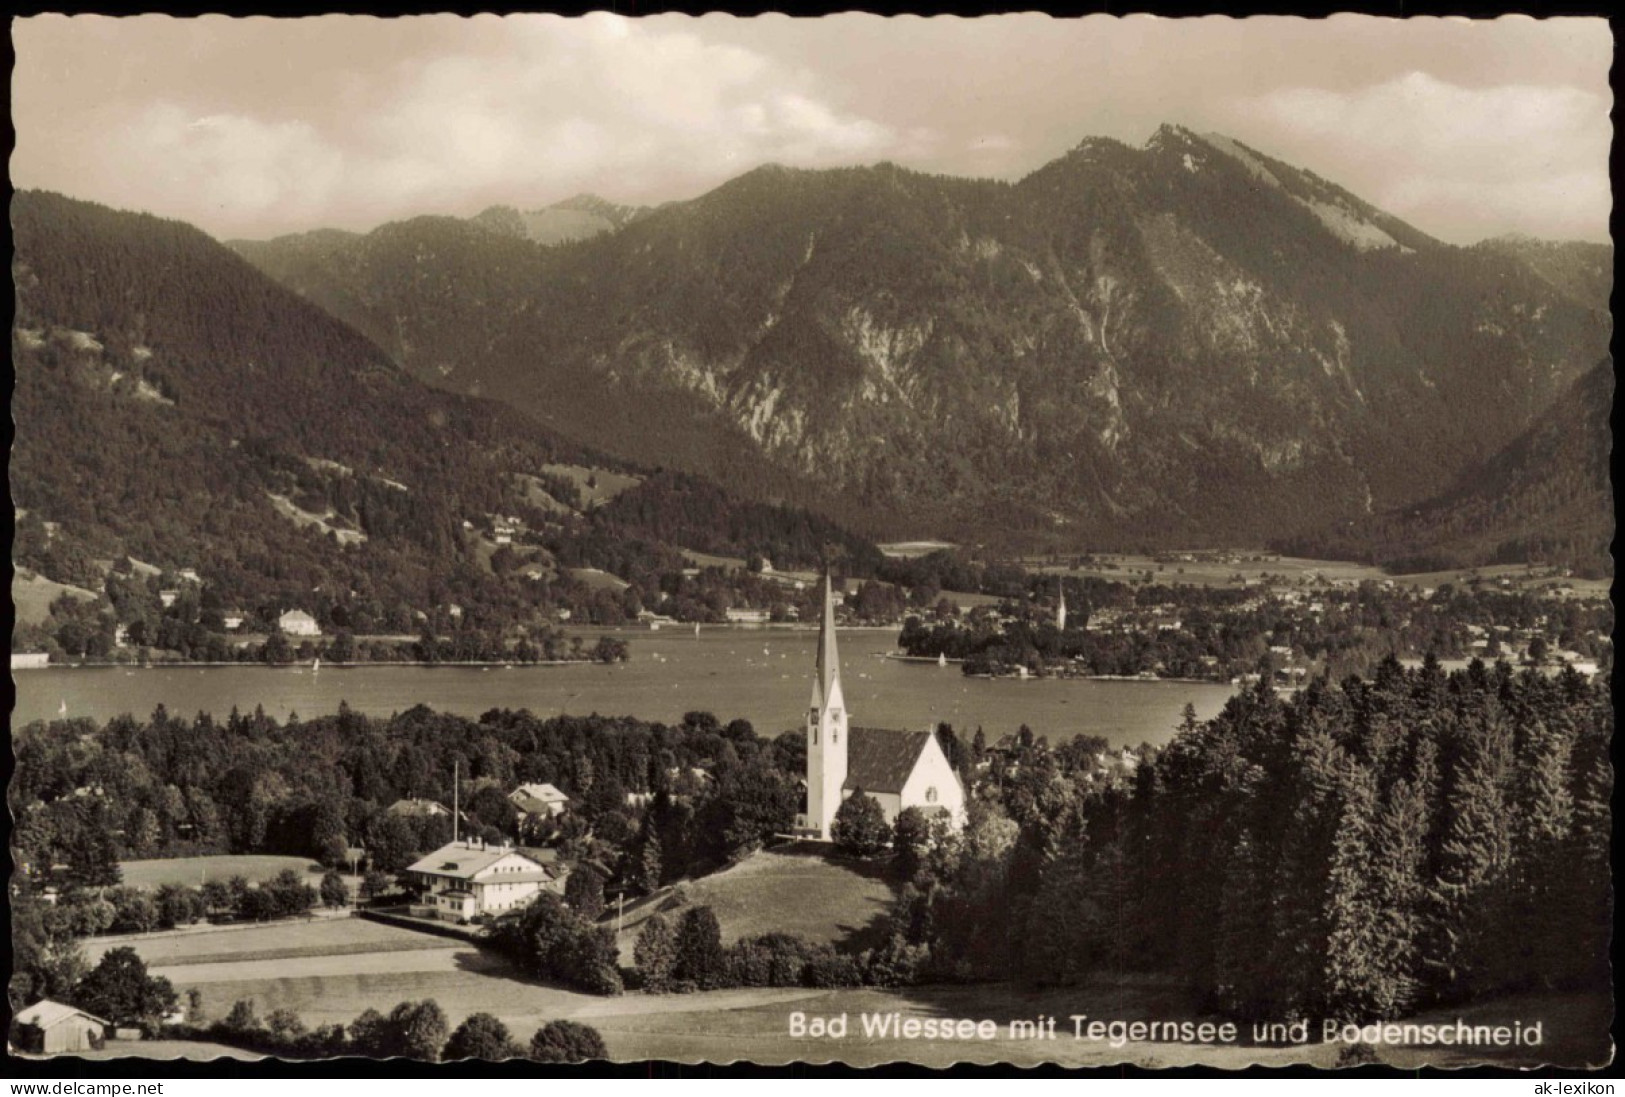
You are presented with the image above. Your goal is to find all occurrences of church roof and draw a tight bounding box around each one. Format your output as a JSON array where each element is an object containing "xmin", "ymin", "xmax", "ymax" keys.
[{"xmin": 844, "ymin": 727, "xmax": 935, "ymax": 794}]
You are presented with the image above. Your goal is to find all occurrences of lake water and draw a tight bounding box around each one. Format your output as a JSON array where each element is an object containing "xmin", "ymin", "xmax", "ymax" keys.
[{"xmin": 11, "ymin": 627, "xmax": 1237, "ymax": 749}]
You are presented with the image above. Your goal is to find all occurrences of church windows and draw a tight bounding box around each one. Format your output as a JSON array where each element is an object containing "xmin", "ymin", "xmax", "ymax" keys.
[{"xmin": 925, "ymin": 786, "xmax": 938, "ymax": 803}]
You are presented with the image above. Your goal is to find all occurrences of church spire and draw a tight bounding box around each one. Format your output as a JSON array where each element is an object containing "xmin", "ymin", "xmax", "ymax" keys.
[{"xmin": 813, "ymin": 571, "xmax": 841, "ymax": 709}]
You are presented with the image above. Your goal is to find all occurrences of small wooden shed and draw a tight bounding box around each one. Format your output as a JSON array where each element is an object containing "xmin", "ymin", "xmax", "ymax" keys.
[{"xmin": 12, "ymin": 1000, "xmax": 110, "ymax": 1054}]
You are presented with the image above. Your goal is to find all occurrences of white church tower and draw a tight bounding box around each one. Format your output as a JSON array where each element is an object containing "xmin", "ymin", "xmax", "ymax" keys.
[{"xmin": 806, "ymin": 573, "xmax": 849, "ymax": 840}]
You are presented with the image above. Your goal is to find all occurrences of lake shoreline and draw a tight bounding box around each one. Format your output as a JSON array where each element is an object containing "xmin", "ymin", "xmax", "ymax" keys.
[
  {"xmin": 16, "ymin": 631, "xmax": 1239, "ymax": 748},
  {"xmin": 18, "ymin": 659, "xmax": 608, "ymax": 670}
]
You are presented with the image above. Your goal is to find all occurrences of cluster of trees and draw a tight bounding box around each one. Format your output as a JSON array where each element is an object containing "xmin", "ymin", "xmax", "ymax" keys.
[
  {"xmin": 46, "ymin": 871, "xmax": 338, "ymax": 937},
  {"xmin": 486, "ymin": 893, "xmax": 623, "ymax": 995},
  {"xmin": 631, "ymin": 903, "xmax": 924, "ymax": 995},
  {"xmin": 868, "ymin": 657, "xmax": 1611, "ymax": 1021},
  {"xmin": 193, "ymin": 995, "xmax": 605, "ymax": 1062}
]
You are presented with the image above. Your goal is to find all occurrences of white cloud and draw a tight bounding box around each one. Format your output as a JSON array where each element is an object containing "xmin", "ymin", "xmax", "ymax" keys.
[
  {"xmin": 95, "ymin": 15, "xmax": 915, "ymax": 236},
  {"xmin": 1226, "ymin": 72, "xmax": 1611, "ymax": 241},
  {"xmin": 112, "ymin": 103, "xmax": 346, "ymax": 227}
]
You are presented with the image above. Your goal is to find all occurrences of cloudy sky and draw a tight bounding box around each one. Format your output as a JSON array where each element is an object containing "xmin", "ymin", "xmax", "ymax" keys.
[{"xmin": 11, "ymin": 14, "xmax": 1613, "ymax": 243}]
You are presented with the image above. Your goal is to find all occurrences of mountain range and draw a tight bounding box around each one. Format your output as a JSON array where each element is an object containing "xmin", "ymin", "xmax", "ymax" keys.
[
  {"xmin": 9, "ymin": 190, "xmax": 870, "ymax": 629},
  {"xmin": 230, "ymin": 125, "xmax": 1611, "ymax": 556},
  {"xmin": 12, "ymin": 124, "xmax": 1612, "ymax": 596}
]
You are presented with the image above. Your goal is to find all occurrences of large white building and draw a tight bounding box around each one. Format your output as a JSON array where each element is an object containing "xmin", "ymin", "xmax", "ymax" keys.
[
  {"xmin": 404, "ymin": 839, "xmax": 555, "ymax": 922},
  {"xmin": 278, "ymin": 609, "xmax": 322, "ymax": 637},
  {"xmin": 802, "ymin": 574, "xmax": 965, "ymax": 840}
]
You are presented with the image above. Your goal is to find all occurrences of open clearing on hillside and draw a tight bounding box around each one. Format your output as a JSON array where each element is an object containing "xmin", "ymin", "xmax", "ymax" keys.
[
  {"xmin": 879, "ymin": 541, "xmax": 957, "ymax": 558},
  {"xmin": 566, "ymin": 566, "xmax": 631, "ymax": 591},
  {"xmin": 119, "ymin": 854, "xmax": 326, "ymax": 891},
  {"xmin": 540, "ymin": 463, "xmax": 642, "ymax": 508},
  {"xmin": 12, "ymin": 569, "xmax": 99, "ymax": 626},
  {"xmin": 513, "ymin": 473, "xmax": 575, "ymax": 515},
  {"xmin": 612, "ymin": 845, "xmax": 896, "ymax": 962},
  {"xmin": 265, "ymin": 492, "xmax": 367, "ymax": 545}
]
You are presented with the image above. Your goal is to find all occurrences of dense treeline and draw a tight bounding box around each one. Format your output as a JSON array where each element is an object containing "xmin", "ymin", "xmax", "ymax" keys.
[
  {"xmin": 586, "ymin": 470, "xmax": 883, "ymax": 575},
  {"xmin": 11, "ymin": 705, "xmax": 800, "ymax": 892},
  {"xmin": 876, "ymin": 658, "xmax": 1611, "ymax": 1019}
]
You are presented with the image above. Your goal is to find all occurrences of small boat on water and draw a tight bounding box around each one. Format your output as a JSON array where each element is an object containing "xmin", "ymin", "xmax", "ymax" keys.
[
  {"xmin": 312, "ymin": 657, "xmax": 321, "ymax": 672},
  {"xmin": 938, "ymin": 652, "xmax": 947, "ymax": 667},
  {"xmin": 57, "ymin": 699, "xmax": 67, "ymax": 716}
]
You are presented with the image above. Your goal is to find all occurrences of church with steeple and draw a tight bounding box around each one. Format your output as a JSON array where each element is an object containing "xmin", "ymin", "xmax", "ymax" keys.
[{"xmin": 802, "ymin": 574, "xmax": 965, "ymax": 840}]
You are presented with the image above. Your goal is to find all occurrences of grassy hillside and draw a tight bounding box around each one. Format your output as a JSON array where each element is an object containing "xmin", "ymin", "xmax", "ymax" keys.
[{"xmin": 612, "ymin": 845, "xmax": 897, "ymax": 961}]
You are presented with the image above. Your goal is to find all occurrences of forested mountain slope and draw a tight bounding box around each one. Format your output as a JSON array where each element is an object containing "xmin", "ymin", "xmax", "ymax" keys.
[
  {"xmin": 11, "ymin": 191, "xmax": 874, "ymax": 633},
  {"xmin": 1280, "ymin": 357, "xmax": 1614, "ymax": 577},
  {"xmin": 233, "ymin": 126, "xmax": 1611, "ymax": 551}
]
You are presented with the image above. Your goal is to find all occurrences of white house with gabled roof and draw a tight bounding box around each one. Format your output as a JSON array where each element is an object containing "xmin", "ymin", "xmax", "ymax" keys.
[
  {"xmin": 404, "ymin": 839, "xmax": 555, "ymax": 922},
  {"xmin": 509, "ymin": 782, "xmax": 571, "ymax": 820}
]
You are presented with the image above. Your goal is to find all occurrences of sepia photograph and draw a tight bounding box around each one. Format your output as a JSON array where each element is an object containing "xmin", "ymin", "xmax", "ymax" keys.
[{"xmin": 7, "ymin": 11, "xmax": 1614, "ymax": 1076}]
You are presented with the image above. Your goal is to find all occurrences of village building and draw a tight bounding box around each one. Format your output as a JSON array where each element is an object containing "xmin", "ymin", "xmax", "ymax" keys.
[
  {"xmin": 159, "ymin": 589, "xmax": 179, "ymax": 608},
  {"xmin": 387, "ymin": 798, "xmax": 453, "ymax": 819},
  {"xmin": 800, "ymin": 574, "xmax": 965, "ymax": 840},
  {"xmin": 404, "ymin": 839, "xmax": 555, "ymax": 922},
  {"xmin": 12, "ymin": 1000, "xmax": 110, "ymax": 1054},
  {"xmin": 509, "ymin": 783, "xmax": 571, "ymax": 820},
  {"xmin": 278, "ymin": 609, "xmax": 322, "ymax": 637},
  {"xmin": 221, "ymin": 611, "xmax": 246, "ymax": 631},
  {"xmin": 10, "ymin": 652, "xmax": 50, "ymax": 670},
  {"xmin": 725, "ymin": 607, "xmax": 771, "ymax": 624}
]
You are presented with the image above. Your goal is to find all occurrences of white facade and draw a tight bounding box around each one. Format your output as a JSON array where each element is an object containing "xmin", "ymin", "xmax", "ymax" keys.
[
  {"xmin": 405, "ymin": 841, "xmax": 553, "ymax": 922},
  {"xmin": 279, "ymin": 609, "xmax": 322, "ymax": 637},
  {"xmin": 894, "ymin": 733, "xmax": 965, "ymax": 826}
]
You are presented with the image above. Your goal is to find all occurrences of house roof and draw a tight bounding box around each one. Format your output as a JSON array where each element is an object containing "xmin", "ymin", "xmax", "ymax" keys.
[
  {"xmin": 844, "ymin": 727, "xmax": 934, "ymax": 795},
  {"xmin": 509, "ymin": 783, "xmax": 570, "ymax": 814},
  {"xmin": 388, "ymin": 798, "xmax": 449, "ymax": 817},
  {"xmin": 406, "ymin": 841, "xmax": 548, "ymax": 880},
  {"xmin": 16, "ymin": 999, "xmax": 110, "ymax": 1030},
  {"xmin": 512, "ymin": 782, "xmax": 569, "ymax": 803}
]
